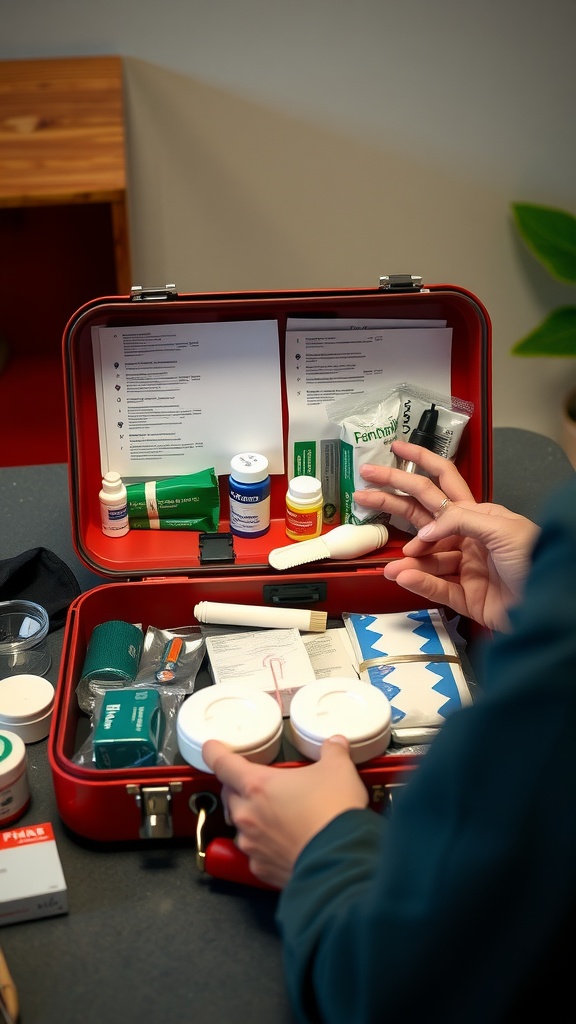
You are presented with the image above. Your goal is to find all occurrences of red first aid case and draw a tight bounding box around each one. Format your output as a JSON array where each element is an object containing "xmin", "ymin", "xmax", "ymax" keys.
[{"xmin": 48, "ymin": 277, "xmax": 492, "ymax": 884}]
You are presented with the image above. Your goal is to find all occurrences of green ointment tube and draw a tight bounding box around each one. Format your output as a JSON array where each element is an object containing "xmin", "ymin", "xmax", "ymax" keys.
[
  {"xmin": 129, "ymin": 516, "xmax": 215, "ymax": 531},
  {"xmin": 126, "ymin": 469, "xmax": 220, "ymax": 531}
]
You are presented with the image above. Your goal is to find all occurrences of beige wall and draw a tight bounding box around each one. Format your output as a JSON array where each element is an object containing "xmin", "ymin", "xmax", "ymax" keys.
[{"xmin": 4, "ymin": 0, "xmax": 576, "ymax": 448}]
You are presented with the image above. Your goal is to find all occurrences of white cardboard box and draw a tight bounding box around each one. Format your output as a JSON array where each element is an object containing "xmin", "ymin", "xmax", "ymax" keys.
[{"xmin": 0, "ymin": 821, "xmax": 68, "ymax": 926}]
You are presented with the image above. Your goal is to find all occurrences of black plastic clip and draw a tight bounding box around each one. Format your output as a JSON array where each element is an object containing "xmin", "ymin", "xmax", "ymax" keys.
[
  {"xmin": 262, "ymin": 582, "xmax": 327, "ymax": 605},
  {"xmin": 199, "ymin": 532, "xmax": 236, "ymax": 565}
]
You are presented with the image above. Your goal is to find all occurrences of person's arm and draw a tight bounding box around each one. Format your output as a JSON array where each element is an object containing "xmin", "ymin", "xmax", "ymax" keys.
[{"xmin": 277, "ymin": 475, "xmax": 576, "ymax": 1022}]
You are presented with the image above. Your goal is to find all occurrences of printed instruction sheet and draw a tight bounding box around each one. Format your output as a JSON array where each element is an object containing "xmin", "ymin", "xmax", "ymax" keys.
[
  {"xmin": 284, "ymin": 317, "xmax": 452, "ymax": 478},
  {"xmin": 92, "ymin": 320, "xmax": 284, "ymax": 480}
]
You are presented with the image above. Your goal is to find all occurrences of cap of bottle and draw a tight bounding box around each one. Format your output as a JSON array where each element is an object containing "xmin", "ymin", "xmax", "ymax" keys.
[
  {"xmin": 230, "ymin": 453, "xmax": 269, "ymax": 483},
  {"xmin": 408, "ymin": 405, "xmax": 438, "ymax": 450},
  {"xmin": 101, "ymin": 471, "xmax": 125, "ymax": 495},
  {"xmin": 287, "ymin": 476, "xmax": 322, "ymax": 504}
]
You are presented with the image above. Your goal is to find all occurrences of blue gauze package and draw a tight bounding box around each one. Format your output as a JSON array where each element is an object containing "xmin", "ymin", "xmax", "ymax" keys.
[{"xmin": 342, "ymin": 609, "xmax": 472, "ymax": 732}]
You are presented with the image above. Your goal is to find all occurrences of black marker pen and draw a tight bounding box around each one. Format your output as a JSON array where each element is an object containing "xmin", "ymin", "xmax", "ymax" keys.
[{"xmin": 396, "ymin": 404, "xmax": 438, "ymax": 475}]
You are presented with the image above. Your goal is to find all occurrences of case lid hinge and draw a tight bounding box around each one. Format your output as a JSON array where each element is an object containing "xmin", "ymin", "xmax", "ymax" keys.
[
  {"xmin": 379, "ymin": 275, "xmax": 423, "ymax": 292},
  {"xmin": 131, "ymin": 284, "xmax": 179, "ymax": 301}
]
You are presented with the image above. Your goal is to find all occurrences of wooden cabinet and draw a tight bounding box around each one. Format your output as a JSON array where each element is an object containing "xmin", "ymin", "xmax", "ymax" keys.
[{"xmin": 0, "ymin": 56, "xmax": 131, "ymax": 466}]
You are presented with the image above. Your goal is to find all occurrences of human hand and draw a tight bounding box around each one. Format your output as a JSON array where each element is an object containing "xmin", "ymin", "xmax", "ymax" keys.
[
  {"xmin": 353, "ymin": 440, "xmax": 540, "ymax": 632},
  {"xmin": 202, "ymin": 736, "xmax": 368, "ymax": 889}
]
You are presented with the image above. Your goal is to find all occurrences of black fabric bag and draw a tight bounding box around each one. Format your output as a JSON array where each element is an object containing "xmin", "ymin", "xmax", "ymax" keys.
[{"xmin": 0, "ymin": 547, "xmax": 80, "ymax": 632}]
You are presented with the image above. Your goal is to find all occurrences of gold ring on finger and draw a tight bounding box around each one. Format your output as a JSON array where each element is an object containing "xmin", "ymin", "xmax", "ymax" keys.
[{"xmin": 432, "ymin": 497, "xmax": 452, "ymax": 520}]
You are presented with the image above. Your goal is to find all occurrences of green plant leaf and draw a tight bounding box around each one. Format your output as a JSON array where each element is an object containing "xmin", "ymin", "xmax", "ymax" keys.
[
  {"xmin": 511, "ymin": 306, "xmax": 576, "ymax": 356},
  {"xmin": 511, "ymin": 203, "xmax": 576, "ymax": 283}
]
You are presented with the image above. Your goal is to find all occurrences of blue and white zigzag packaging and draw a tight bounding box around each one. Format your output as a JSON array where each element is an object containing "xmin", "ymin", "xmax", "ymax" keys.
[{"xmin": 342, "ymin": 609, "xmax": 472, "ymax": 743}]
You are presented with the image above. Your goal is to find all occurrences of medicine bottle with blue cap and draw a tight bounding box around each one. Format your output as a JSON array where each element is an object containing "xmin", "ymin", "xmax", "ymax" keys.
[{"xmin": 228, "ymin": 453, "xmax": 271, "ymax": 537}]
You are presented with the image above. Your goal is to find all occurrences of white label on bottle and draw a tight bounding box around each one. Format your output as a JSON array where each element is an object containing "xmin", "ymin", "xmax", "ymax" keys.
[{"xmin": 229, "ymin": 495, "xmax": 270, "ymax": 533}]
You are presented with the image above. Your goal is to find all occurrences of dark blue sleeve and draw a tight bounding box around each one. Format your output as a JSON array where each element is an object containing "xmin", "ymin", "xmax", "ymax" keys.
[{"xmin": 277, "ymin": 475, "xmax": 576, "ymax": 1024}]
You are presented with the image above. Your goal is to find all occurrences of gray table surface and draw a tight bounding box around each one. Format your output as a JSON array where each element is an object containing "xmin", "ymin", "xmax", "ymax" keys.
[{"xmin": 0, "ymin": 427, "xmax": 573, "ymax": 1024}]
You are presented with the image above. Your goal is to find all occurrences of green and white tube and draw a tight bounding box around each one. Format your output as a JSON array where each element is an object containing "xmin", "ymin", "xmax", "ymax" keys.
[{"xmin": 126, "ymin": 468, "xmax": 219, "ymax": 531}]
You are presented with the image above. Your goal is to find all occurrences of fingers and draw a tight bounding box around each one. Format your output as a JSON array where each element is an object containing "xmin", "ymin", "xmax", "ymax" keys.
[
  {"xmin": 354, "ymin": 443, "xmax": 475, "ymax": 526},
  {"xmin": 414, "ymin": 501, "xmax": 528, "ymax": 547},
  {"xmin": 386, "ymin": 567, "xmax": 470, "ymax": 619},
  {"xmin": 353, "ymin": 483, "xmax": 435, "ymax": 530},
  {"xmin": 389, "ymin": 441, "xmax": 475, "ymax": 501},
  {"xmin": 360, "ymin": 442, "xmax": 473, "ymax": 501},
  {"xmin": 204, "ymin": 734, "xmax": 355, "ymax": 786},
  {"xmin": 384, "ymin": 549, "xmax": 462, "ymax": 581},
  {"xmin": 321, "ymin": 734, "xmax": 351, "ymax": 754},
  {"xmin": 202, "ymin": 739, "xmax": 257, "ymax": 787},
  {"xmin": 317, "ymin": 736, "xmax": 369, "ymax": 807}
]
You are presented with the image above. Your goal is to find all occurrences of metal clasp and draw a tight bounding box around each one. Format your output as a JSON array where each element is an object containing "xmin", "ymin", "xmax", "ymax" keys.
[
  {"xmin": 370, "ymin": 782, "xmax": 406, "ymax": 813},
  {"xmin": 379, "ymin": 275, "xmax": 423, "ymax": 292},
  {"xmin": 130, "ymin": 284, "xmax": 178, "ymax": 301},
  {"xmin": 126, "ymin": 782, "xmax": 183, "ymax": 839}
]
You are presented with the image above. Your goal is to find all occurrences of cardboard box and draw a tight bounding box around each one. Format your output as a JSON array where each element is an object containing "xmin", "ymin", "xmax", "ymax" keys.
[{"xmin": 0, "ymin": 821, "xmax": 68, "ymax": 926}]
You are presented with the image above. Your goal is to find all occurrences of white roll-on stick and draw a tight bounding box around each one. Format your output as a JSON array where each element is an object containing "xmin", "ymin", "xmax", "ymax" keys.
[
  {"xmin": 193, "ymin": 600, "xmax": 327, "ymax": 633},
  {"xmin": 268, "ymin": 522, "xmax": 388, "ymax": 571}
]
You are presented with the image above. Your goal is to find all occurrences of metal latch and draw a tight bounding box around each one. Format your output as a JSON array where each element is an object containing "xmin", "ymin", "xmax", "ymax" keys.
[
  {"xmin": 130, "ymin": 284, "xmax": 178, "ymax": 301},
  {"xmin": 127, "ymin": 782, "xmax": 183, "ymax": 839},
  {"xmin": 370, "ymin": 782, "xmax": 407, "ymax": 812},
  {"xmin": 379, "ymin": 275, "xmax": 423, "ymax": 292}
]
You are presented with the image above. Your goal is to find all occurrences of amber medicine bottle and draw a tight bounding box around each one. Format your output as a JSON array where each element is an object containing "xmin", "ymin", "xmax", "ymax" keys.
[{"xmin": 285, "ymin": 476, "xmax": 323, "ymax": 541}]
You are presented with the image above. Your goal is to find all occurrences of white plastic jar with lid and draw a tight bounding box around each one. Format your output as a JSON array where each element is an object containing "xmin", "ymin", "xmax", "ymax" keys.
[
  {"xmin": 0, "ymin": 673, "xmax": 55, "ymax": 743},
  {"xmin": 176, "ymin": 683, "xmax": 283, "ymax": 773},
  {"xmin": 285, "ymin": 475, "xmax": 323, "ymax": 541},
  {"xmin": 289, "ymin": 677, "xmax": 392, "ymax": 764},
  {"xmin": 0, "ymin": 730, "xmax": 30, "ymax": 824}
]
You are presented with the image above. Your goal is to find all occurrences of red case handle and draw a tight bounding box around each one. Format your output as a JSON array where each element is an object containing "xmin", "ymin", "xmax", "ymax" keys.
[{"xmin": 204, "ymin": 837, "xmax": 278, "ymax": 891}]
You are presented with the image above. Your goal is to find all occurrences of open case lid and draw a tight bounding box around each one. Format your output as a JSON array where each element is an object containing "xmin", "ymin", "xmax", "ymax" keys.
[{"xmin": 62, "ymin": 279, "xmax": 492, "ymax": 581}]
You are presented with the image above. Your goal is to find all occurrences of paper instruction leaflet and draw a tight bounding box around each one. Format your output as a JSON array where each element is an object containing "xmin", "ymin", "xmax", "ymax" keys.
[
  {"xmin": 92, "ymin": 314, "xmax": 453, "ymax": 492},
  {"xmin": 284, "ymin": 318, "xmax": 452, "ymax": 515},
  {"xmin": 92, "ymin": 320, "xmax": 284, "ymax": 480}
]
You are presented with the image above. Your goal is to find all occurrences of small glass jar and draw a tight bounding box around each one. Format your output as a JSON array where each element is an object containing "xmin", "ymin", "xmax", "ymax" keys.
[{"xmin": 0, "ymin": 599, "xmax": 51, "ymax": 677}]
